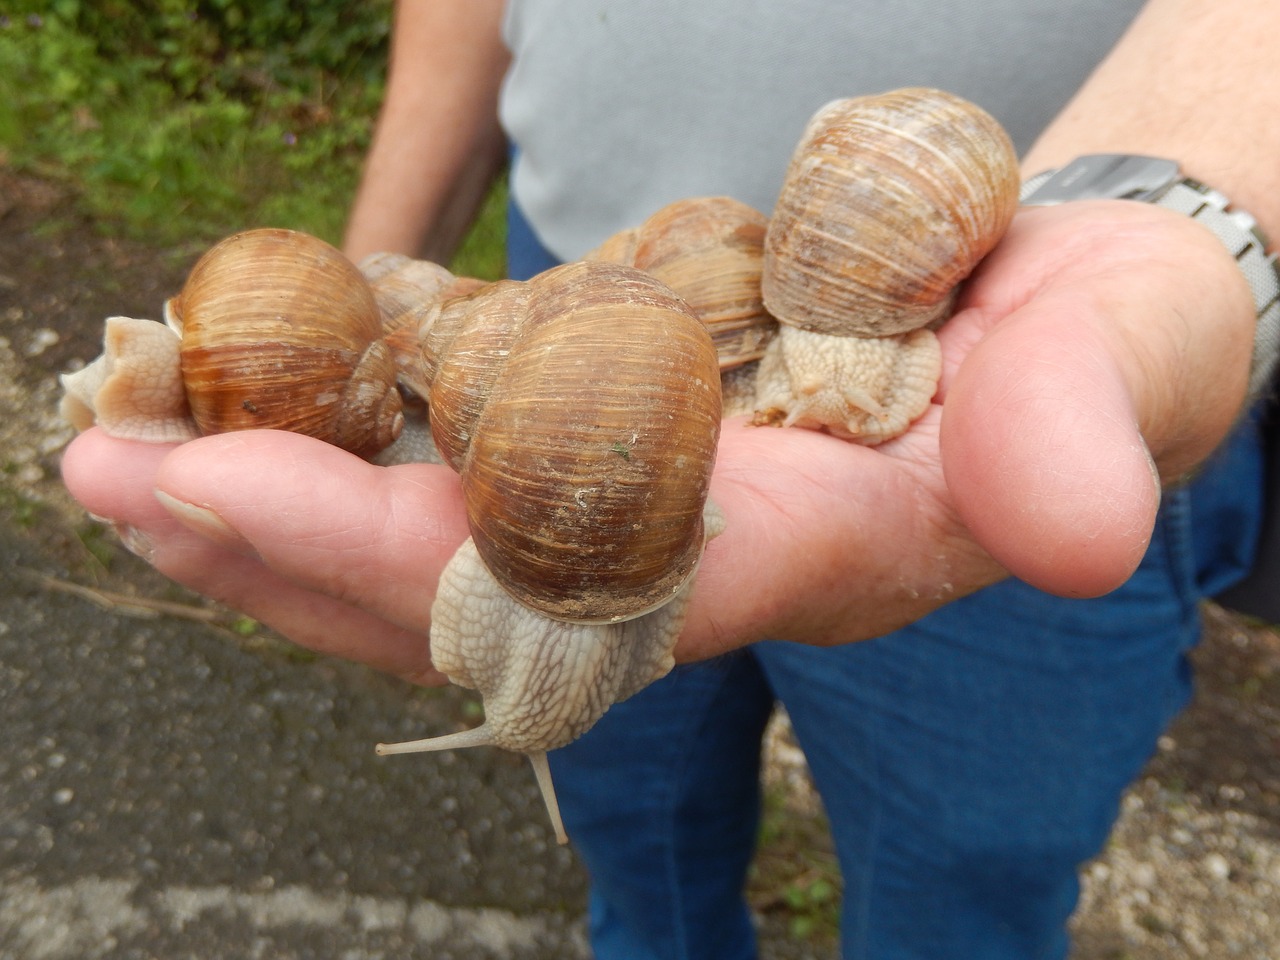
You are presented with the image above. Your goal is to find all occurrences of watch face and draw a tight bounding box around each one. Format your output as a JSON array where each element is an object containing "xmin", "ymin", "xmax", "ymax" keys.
[{"xmin": 1025, "ymin": 155, "xmax": 1180, "ymax": 204}]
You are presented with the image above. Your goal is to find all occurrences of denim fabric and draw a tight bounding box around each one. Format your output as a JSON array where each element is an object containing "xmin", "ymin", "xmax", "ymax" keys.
[{"xmin": 508, "ymin": 199, "xmax": 1267, "ymax": 960}]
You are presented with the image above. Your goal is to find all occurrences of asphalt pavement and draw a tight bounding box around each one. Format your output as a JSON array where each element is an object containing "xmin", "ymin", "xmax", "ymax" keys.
[{"xmin": 0, "ymin": 505, "xmax": 598, "ymax": 960}]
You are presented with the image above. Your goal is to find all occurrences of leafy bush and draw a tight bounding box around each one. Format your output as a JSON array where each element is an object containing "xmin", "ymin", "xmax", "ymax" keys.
[
  {"xmin": 7, "ymin": 0, "xmax": 391, "ymax": 101},
  {"xmin": 0, "ymin": 1, "xmax": 392, "ymax": 247}
]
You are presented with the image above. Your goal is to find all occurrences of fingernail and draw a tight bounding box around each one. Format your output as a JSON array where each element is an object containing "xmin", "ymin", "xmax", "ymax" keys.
[
  {"xmin": 154, "ymin": 490, "xmax": 254, "ymax": 553},
  {"xmin": 113, "ymin": 522, "xmax": 155, "ymax": 564}
]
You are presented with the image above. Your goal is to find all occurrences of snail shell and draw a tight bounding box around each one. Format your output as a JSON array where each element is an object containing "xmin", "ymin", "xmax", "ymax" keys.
[
  {"xmin": 755, "ymin": 87, "xmax": 1020, "ymax": 442},
  {"xmin": 426, "ymin": 259, "xmax": 723, "ymax": 622},
  {"xmin": 588, "ymin": 196, "xmax": 778, "ymax": 369},
  {"xmin": 357, "ymin": 252, "xmax": 486, "ymax": 390},
  {"xmin": 763, "ymin": 87, "xmax": 1020, "ymax": 337},
  {"xmin": 168, "ymin": 228, "xmax": 404, "ymax": 460}
]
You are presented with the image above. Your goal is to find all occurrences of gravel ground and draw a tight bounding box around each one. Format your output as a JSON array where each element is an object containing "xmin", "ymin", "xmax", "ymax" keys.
[{"xmin": 3, "ymin": 169, "xmax": 1278, "ymax": 959}]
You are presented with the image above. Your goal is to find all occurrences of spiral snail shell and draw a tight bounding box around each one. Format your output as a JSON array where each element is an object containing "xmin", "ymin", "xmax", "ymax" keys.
[
  {"xmin": 427, "ymin": 260, "xmax": 722, "ymax": 621},
  {"xmin": 358, "ymin": 251, "xmax": 486, "ymax": 390},
  {"xmin": 166, "ymin": 229, "xmax": 405, "ymax": 460},
  {"xmin": 755, "ymin": 87, "xmax": 1021, "ymax": 442}
]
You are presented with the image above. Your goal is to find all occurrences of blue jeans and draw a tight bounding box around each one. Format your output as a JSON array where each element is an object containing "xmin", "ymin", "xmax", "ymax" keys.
[{"xmin": 508, "ymin": 200, "xmax": 1266, "ymax": 959}]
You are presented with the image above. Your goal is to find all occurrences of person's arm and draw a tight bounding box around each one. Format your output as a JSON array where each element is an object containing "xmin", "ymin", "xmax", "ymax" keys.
[
  {"xmin": 1021, "ymin": 0, "xmax": 1280, "ymax": 234},
  {"xmin": 341, "ymin": 0, "xmax": 509, "ymax": 265}
]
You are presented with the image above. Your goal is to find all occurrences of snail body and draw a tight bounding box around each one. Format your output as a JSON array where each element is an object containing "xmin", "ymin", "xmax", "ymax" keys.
[{"xmin": 756, "ymin": 87, "xmax": 1020, "ymax": 442}]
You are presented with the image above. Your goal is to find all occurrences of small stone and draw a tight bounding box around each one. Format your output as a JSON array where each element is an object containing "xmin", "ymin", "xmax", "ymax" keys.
[
  {"xmin": 1132, "ymin": 862, "xmax": 1157, "ymax": 888},
  {"xmin": 1204, "ymin": 852, "xmax": 1231, "ymax": 881}
]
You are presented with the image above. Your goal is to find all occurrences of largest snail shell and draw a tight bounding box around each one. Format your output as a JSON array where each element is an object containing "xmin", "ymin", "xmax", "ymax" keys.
[
  {"xmin": 762, "ymin": 87, "xmax": 1020, "ymax": 337},
  {"xmin": 425, "ymin": 259, "xmax": 723, "ymax": 623},
  {"xmin": 168, "ymin": 228, "xmax": 404, "ymax": 460}
]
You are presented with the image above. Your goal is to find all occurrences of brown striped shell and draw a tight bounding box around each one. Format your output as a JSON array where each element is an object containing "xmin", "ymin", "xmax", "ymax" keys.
[
  {"xmin": 167, "ymin": 228, "xmax": 403, "ymax": 460},
  {"xmin": 589, "ymin": 196, "xmax": 778, "ymax": 369},
  {"xmin": 423, "ymin": 259, "xmax": 723, "ymax": 623},
  {"xmin": 762, "ymin": 87, "xmax": 1020, "ymax": 337}
]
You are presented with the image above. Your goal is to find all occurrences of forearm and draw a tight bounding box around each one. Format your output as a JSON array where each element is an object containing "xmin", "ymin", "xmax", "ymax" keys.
[
  {"xmin": 343, "ymin": 0, "xmax": 510, "ymax": 264},
  {"xmin": 1017, "ymin": 0, "xmax": 1278, "ymax": 477},
  {"xmin": 1022, "ymin": 0, "xmax": 1280, "ymax": 233}
]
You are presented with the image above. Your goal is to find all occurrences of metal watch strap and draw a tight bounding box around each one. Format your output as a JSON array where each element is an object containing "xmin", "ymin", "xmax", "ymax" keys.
[{"xmin": 1022, "ymin": 155, "xmax": 1280, "ymax": 403}]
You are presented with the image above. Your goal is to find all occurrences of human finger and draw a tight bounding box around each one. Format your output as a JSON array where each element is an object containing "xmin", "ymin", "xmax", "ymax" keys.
[{"xmin": 60, "ymin": 428, "xmax": 451, "ymax": 684}]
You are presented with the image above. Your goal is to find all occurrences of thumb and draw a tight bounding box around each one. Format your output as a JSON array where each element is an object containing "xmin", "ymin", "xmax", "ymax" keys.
[{"xmin": 940, "ymin": 301, "xmax": 1161, "ymax": 598}]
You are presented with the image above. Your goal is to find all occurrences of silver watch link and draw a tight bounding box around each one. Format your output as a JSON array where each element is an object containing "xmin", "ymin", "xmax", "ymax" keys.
[{"xmin": 1022, "ymin": 154, "xmax": 1280, "ymax": 402}]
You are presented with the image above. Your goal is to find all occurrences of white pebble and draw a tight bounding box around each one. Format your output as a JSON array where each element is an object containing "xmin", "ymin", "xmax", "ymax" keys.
[{"xmin": 1204, "ymin": 852, "xmax": 1231, "ymax": 881}]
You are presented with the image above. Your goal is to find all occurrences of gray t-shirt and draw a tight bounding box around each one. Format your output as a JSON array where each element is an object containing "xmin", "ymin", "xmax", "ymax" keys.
[{"xmin": 499, "ymin": 0, "xmax": 1145, "ymax": 259}]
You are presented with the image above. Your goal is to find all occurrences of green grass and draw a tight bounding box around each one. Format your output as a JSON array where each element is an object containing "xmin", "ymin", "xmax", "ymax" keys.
[
  {"xmin": 0, "ymin": 8, "xmax": 506, "ymax": 276},
  {"xmin": 750, "ymin": 781, "xmax": 842, "ymax": 944}
]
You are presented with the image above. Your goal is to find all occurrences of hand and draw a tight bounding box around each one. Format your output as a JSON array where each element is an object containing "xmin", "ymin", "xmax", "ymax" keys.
[{"xmin": 60, "ymin": 200, "xmax": 1254, "ymax": 677}]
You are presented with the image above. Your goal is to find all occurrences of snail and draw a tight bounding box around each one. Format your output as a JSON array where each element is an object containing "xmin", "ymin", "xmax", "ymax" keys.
[
  {"xmin": 375, "ymin": 259, "xmax": 724, "ymax": 843},
  {"xmin": 756, "ymin": 87, "xmax": 1021, "ymax": 442},
  {"xmin": 61, "ymin": 229, "xmax": 408, "ymax": 461},
  {"xmin": 587, "ymin": 195, "xmax": 779, "ymax": 370}
]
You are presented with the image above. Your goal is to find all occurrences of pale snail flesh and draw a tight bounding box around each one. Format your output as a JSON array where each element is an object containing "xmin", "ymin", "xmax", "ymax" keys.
[
  {"xmin": 375, "ymin": 259, "xmax": 724, "ymax": 843},
  {"xmin": 756, "ymin": 86, "xmax": 1021, "ymax": 442}
]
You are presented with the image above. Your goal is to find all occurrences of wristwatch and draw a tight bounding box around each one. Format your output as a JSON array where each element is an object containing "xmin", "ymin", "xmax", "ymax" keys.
[{"xmin": 1021, "ymin": 154, "xmax": 1280, "ymax": 403}]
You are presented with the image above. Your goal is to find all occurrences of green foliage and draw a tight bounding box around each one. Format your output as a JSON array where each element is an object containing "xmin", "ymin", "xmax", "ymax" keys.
[
  {"xmin": 230, "ymin": 615, "xmax": 260, "ymax": 637},
  {"xmin": 781, "ymin": 874, "xmax": 839, "ymax": 940},
  {"xmin": 0, "ymin": 469, "xmax": 43, "ymax": 528},
  {"xmin": 750, "ymin": 782, "xmax": 843, "ymax": 945},
  {"xmin": 5, "ymin": 0, "xmax": 391, "ymax": 98},
  {"xmin": 0, "ymin": 1, "xmax": 393, "ymax": 247},
  {"xmin": 75, "ymin": 521, "xmax": 117, "ymax": 572}
]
